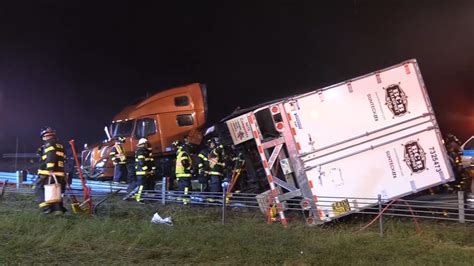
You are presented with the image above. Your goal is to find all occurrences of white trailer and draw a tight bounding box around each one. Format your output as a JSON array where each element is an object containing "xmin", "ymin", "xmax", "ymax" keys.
[{"xmin": 224, "ymin": 59, "xmax": 454, "ymax": 225}]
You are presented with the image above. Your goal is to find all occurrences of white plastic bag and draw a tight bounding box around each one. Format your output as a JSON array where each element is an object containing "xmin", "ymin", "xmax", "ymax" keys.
[
  {"xmin": 151, "ymin": 212, "xmax": 173, "ymax": 226},
  {"xmin": 44, "ymin": 174, "xmax": 61, "ymax": 204}
]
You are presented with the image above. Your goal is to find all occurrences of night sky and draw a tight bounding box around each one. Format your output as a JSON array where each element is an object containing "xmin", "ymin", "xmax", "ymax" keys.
[{"xmin": 0, "ymin": 0, "xmax": 473, "ymax": 153}]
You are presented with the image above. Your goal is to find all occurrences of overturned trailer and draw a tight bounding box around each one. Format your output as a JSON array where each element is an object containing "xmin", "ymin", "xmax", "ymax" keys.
[{"xmin": 216, "ymin": 59, "xmax": 454, "ymax": 225}]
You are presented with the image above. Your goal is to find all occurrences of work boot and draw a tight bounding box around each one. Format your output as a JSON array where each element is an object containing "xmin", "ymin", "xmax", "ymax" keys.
[
  {"xmin": 207, "ymin": 198, "xmax": 216, "ymax": 203},
  {"xmin": 52, "ymin": 210, "xmax": 65, "ymax": 216},
  {"xmin": 183, "ymin": 198, "xmax": 190, "ymax": 205},
  {"xmin": 122, "ymin": 191, "xmax": 136, "ymax": 201}
]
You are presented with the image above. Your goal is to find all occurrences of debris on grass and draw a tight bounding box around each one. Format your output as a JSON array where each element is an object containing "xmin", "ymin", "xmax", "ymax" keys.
[{"xmin": 151, "ymin": 212, "xmax": 173, "ymax": 226}]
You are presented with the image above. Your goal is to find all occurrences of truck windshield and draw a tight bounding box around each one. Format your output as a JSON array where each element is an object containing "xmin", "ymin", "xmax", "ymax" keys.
[
  {"xmin": 464, "ymin": 138, "xmax": 474, "ymax": 150},
  {"xmin": 111, "ymin": 120, "xmax": 135, "ymax": 137}
]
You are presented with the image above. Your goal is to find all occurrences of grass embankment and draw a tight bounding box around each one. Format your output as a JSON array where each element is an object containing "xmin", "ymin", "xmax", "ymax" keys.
[{"xmin": 1, "ymin": 194, "xmax": 474, "ymax": 265}]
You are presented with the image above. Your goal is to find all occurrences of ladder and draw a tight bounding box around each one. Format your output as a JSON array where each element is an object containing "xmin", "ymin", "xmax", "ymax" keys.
[{"xmin": 247, "ymin": 103, "xmax": 322, "ymax": 226}]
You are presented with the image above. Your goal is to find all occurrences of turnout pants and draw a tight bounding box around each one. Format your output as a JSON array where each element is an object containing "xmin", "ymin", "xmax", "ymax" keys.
[
  {"xmin": 178, "ymin": 178, "xmax": 191, "ymax": 192},
  {"xmin": 126, "ymin": 162, "xmax": 136, "ymax": 183},
  {"xmin": 177, "ymin": 178, "xmax": 191, "ymax": 204},
  {"xmin": 134, "ymin": 174, "xmax": 156, "ymax": 201},
  {"xmin": 197, "ymin": 174, "xmax": 209, "ymax": 192},
  {"xmin": 113, "ymin": 164, "xmax": 127, "ymax": 183},
  {"xmin": 210, "ymin": 175, "xmax": 222, "ymax": 193}
]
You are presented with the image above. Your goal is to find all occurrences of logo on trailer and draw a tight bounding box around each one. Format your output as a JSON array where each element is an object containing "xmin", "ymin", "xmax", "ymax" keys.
[
  {"xmin": 403, "ymin": 140, "xmax": 426, "ymax": 174},
  {"xmin": 384, "ymin": 84, "xmax": 408, "ymax": 117}
]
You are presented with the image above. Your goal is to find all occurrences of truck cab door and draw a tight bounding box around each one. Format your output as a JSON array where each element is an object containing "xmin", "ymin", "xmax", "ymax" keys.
[{"xmin": 134, "ymin": 117, "xmax": 161, "ymax": 153}]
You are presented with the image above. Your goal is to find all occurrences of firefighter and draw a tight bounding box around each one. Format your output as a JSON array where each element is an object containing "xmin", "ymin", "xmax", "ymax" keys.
[
  {"xmin": 207, "ymin": 137, "xmax": 226, "ymax": 193},
  {"xmin": 174, "ymin": 140, "xmax": 193, "ymax": 203},
  {"xmin": 81, "ymin": 143, "xmax": 90, "ymax": 165},
  {"xmin": 445, "ymin": 134, "xmax": 462, "ymax": 169},
  {"xmin": 445, "ymin": 133, "xmax": 461, "ymax": 151},
  {"xmin": 64, "ymin": 145, "xmax": 75, "ymax": 186},
  {"xmin": 134, "ymin": 138, "xmax": 156, "ymax": 202},
  {"xmin": 441, "ymin": 133, "xmax": 470, "ymax": 193},
  {"xmin": 197, "ymin": 144, "xmax": 210, "ymax": 192},
  {"xmin": 35, "ymin": 126, "xmax": 67, "ymax": 215},
  {"xmin": 110, "ymin": 136, "xmax": 127, "ymax": 183},
  {"xmin": 230, "ymin": 152, "xmax": 246, "ymax": 182}
]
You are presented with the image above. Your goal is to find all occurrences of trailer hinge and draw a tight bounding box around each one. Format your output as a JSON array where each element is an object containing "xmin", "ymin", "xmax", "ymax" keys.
[
  {"xmin": 347, "ymin": 82, "xmax": 353, "ymax": 93},
  {"xmin": 404, "ymin": 64, "xmax": 411, "ymax": 74},
  {"xmin": 318, "ymin": 91, "xmax": 324, "ymax": 102},
  {"xmin": 375, "ymin": 72, "xmax": 382, "ymax": 84}
]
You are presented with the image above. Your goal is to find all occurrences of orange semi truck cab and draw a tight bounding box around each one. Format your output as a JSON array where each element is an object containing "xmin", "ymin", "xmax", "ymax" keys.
[{"xmin": 83, "ymin": 83, "xmax": 207, "ymax": 180}]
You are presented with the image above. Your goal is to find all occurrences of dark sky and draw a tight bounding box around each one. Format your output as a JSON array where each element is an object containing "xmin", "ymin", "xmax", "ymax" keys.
[{"xmin": 0, "ymin": 0, "xmax": 473, "ymax": 153}]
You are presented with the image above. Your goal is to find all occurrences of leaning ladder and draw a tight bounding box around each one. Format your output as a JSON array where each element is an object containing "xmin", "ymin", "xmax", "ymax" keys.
[
  {"xmin": 248, "ymin": 113, "xmax": 288, "ymax": 227},
  {"xmin": 247, "ymin": 103, "xmax": 322, "ymax": 226}
]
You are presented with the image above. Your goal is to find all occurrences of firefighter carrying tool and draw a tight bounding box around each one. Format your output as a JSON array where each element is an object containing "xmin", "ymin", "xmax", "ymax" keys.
[
  {"xmin": 224, "ymin": 152, "xmax": 246, "ymax": 204},
  {"xmin": 197, "ymin": 144, "xmax": 210, "ymax": 192},
  {"xmin": 35, "ymin": 126, "xmax": 67, "ymax": 215},
  {"xmin": 207, "ymin": 137, "xmax": 226, "ymax": 193}
]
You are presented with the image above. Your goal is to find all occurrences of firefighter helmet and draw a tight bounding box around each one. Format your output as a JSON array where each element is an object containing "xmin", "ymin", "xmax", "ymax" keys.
[
  {"xmin": 138, "ymin": 138, "xmax": 148, "ymax": 145},
  {"xmin": 207, "ymin": 137, "xmax": 220, "ymax": 146},
  {"xmin": 40, "ymin": 126, "xmax": 56, "ymax": 138}
]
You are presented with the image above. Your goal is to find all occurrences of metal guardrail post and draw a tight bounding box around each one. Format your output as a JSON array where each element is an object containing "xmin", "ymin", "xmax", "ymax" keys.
[
  {"xmin": 222, "ymin": 184, "xmax": 227, "ymax": 225},
  {"xmin": 16, "ymin": 171, "xmax": 21, "ymax": 189},
  {"xmin": 161, "ymin": 177, "xmax": 166, "ymax": 205},
  {"xmin": 378, "ymin": 194, "xmax": 384, "ymax": 237},
  {"xmin": 14, "ymin": 137, "xmax": 19, "ymax": 172},
  {"xmin": 458, "ymin": 191, "xmax": 465, "ymax": 223},
  {"xmin": 0, "ymin": 180, "xmax": 7, "ymax": 200}
]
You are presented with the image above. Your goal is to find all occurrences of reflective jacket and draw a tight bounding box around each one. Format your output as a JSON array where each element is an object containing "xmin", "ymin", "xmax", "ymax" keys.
[
  {"xmin": 135, "ymin": 145, "xmax": 155, "ymax": 176},
  {"xmin": 197, "ymin": 148, "xmax": 209, "ymax": 175},
  {"xmin": 110, "ymin": 143, "xmax": 126, "ymax": 165},
  {"xmin": 37, "ymin": 138, "xmax": 66, "ymax": 177},
  {"xmin": 208, "ymin": 145, "xmax": 226, "ymax": 176},
  {"xmin": 175, "ymin": 147, "xmax": 192, "ymax": 178}
]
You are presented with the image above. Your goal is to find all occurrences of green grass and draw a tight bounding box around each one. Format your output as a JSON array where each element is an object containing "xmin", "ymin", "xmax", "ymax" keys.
[{"xmin": 1, "ymin": 194, "xmax": 474, "ymax": 265}]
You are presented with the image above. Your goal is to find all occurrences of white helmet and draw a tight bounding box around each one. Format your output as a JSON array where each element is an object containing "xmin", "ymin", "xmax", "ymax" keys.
[{"xmin": 138, "ymin": 138, "xmax": 148, "ymax": 145}]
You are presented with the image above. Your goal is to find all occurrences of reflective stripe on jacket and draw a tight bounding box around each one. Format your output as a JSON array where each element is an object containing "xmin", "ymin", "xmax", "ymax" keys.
[
  {"xmin": 208, "ymin": 147, "xmax": 225, "ymax": 176},
  {"xmin": 110, "ymin": 144, "xmax": 126, "ymax": 165},
  {"xmin": 37, "ymin": 139, "xmax": 66, "ymax": 177},
  {"xmin": 176, "ymin": 148, "xmax": 192, "ymax": 178},
  {"xmin": 135, "ymin": 145, "xmax": 155, "ymax": 176}
]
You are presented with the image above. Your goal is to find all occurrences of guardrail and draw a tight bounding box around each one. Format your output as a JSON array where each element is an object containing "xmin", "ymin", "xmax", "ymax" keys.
[
  {"xmin": 2, "ymin": 173, "xmax": 473, "ymax": 232},
  {"xmin": 2, "ymin": 153, "xmax": 39, "ymax": 158},
  {"xmin": 124, "ymin": 178, "xmax": 474, "ymax": 230}
]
